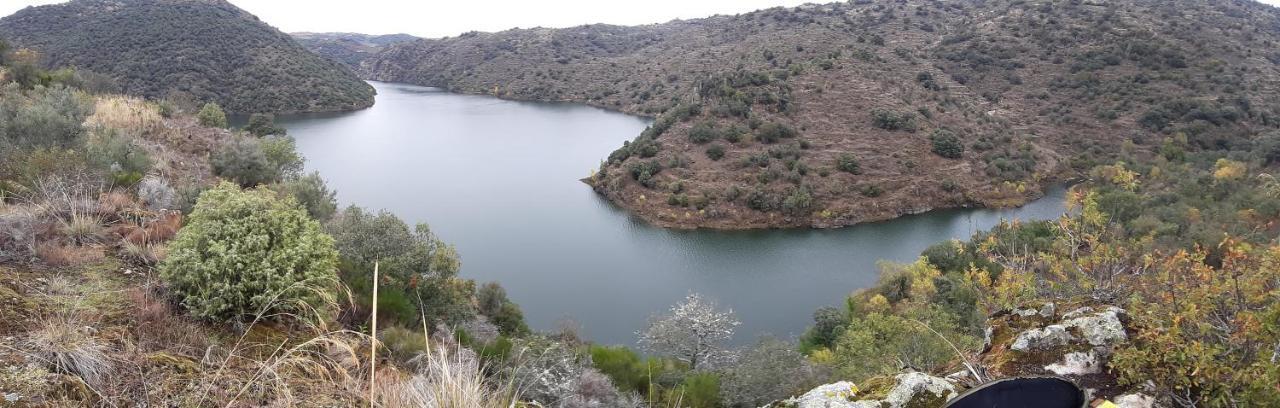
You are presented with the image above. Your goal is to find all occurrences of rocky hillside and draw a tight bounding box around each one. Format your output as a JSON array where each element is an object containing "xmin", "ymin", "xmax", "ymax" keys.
[
  {"xmin": 293, "ymin": 32, "xmax": 418, "ymax": 70},
  {"xmin": 0, "ymin": 0, "xmax": 375, "ymax": 114},
  {"xmin": 364, "ymin": 0, "xmax": 1280, "ymax": 229}
]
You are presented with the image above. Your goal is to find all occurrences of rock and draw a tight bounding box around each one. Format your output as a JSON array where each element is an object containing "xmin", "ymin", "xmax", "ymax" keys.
[
  {"xmin": 786, "ymin": 373, "xmax": 957, "ymax": 408},
  {"xmin": 3, "ymin": 392, "xmax": 19, "ymax": 402},
  {"xmin": 1045, "ymin": 350, "xmax": 1101, "ymax": 375},
  {"xmin": 1010, "ymin": 325, "xmax": 1074, "ymax": 352},
  {"xmin": 1113, "ymin": 393, "xmax": 1156, "ymax": 408},
  {"xmin": 1039, "ymin": 302, "xmax": 1056, "ymax": 318},
  {"xmin": 1013, "ymin": 307, "xmax": 1038, "ymax": 317},
  {"xmin": 1063, "ymin": 307, "xmax": 1126, "ymax": 347}
]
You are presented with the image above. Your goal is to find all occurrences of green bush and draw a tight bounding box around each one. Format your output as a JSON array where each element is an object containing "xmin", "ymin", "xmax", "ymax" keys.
[
  {"xmin": 688, "ymin": 121, "xmax": 720, "ymax": 144},
  {"xmin": 326, "ymin": 206, "xmax": 474, "ymax": 325},
  {"xmin": 871, "ymin": 109, "xmax": 916, "ymax": 131},
  {"xmin": 244, "ymin": 113, "xmax": 287, "ymax": 137},
  {"xmin": 836, "ymin": 154, "xmax": 862, "ymax": 174},
  {"xmin": 212, "ymin": 136, "xmax": 274, "ymax": 187},
  {"xmin": 270, "ymin": 172, "xmax": 337, "ymax": 221},
  {"xmin": 197, "ymin": 102, "xmax": 227, "ymax": 128},
  {"xmin": 756, "ymin": 122, "xmax": 797, "ymax": 144},
  {"xmin": 930, "ymin": 129, "xmax": 964, "ymax": 159},
  {"xmin": 212, "ymin": 135, "xmax": 303, "ymax": 187},
  {"xmin": 160, "ymin": 182, "xmax": 339, "ymax": 322},
  {"xmin": 477, "ymin": 282, "xmax": 528, "ymax": 335},
  {"xmin": 85, "ymin": 130, "xmax": 152, "ymax": 187},
  {"xmin": 705, "ymin": 144, "xmax": 726, "ymax": 161}
]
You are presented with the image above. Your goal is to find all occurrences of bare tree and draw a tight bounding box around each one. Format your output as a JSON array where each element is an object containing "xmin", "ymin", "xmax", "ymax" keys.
[{"xmin": 637, "ymin": 293, "xmax": 740, "ymax": 370}]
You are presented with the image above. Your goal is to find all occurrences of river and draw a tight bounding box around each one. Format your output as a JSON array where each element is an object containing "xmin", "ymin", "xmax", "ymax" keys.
[{"xmin": 278, "ymin": 81, "xmax": 1067, "ymax": 346}]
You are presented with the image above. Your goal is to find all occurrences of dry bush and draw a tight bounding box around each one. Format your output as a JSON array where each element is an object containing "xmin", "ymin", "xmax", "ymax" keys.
[
  {"xmin": 26, "ymin": 312, "xmax": 115, "ymax": 392},
  {"xmin": 0, "ymin": 205, "xmax": 39, "ymax": 262},
  {"xmin": 376, "ymin": 341, "xmax": 520, "ymax": 408},
  {"xmin": 84, "ymin": 96, "xmax": 162, "ymax": 136},
  {"xmin": 95, "ymin": 191, "xmax": 140, "ymax": 218}
]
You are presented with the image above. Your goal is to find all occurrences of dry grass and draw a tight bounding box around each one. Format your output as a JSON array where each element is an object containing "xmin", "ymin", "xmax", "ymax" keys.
[
  {"xmin": 58, "ymin": 212, "xmax": 104, "ymax": 246},
  {"xmin": 84, "ymin": 96, "xmax": 163, "ymax": 136},
  {"xmin": 35, "ymin": 242, "xmax": 105, "ymax": 267},
  {"xmin": 25, "ymin": 311, "xmax": 115, "ymax": 392}
]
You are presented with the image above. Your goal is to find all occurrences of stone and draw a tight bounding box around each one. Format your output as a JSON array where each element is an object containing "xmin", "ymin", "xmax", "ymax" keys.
[
  {"xmin": 1010, "ymin": 325, "xmax": 1074, "ymax": 352},
  {"xmin": 3, "ymin": 392, "xmax": 19, "ymax": 402},
  {"xmin": 1039, "ymin": 302, "xmax": 1056, "ymax": 318},
  {"xmin": 1063, "ymin": 307, "xmax": 1126, "ymax": 347},
  {"xmin": 786, "ymin": 373, "xmax": 957, "ymax": 408},
  {"xmin": 1113, "ymin": 393, "xmax": 1156, "ymax": 408},
  {"xmin": 1045, "ymin": 350, "xmax": 1101, "ymax": 375}
]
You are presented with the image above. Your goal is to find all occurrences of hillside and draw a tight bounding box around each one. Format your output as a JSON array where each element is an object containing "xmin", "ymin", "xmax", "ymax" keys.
[
  {"xmin": 293, "ymin": 32, "xmax": 418, "ymax": 70},
  {"xmin": 0, "ymin": 0, "xmax": 375, "ymax": 114},
  {"xmin": 364, "ymin": 0, "xmax": 1280, "ymax": 229}
]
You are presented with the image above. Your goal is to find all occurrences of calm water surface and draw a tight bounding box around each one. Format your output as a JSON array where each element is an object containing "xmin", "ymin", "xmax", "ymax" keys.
[{"xmin": 280, "ymin": 81, "xmax": 1067, "ymax": 346}]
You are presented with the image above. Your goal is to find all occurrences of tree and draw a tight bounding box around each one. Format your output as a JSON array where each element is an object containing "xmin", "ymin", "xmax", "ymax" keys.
[
  {"xmin": 211, "ymin": 136, "xmax": 274, "ymax": 187},
  {"xmin": 477, "ymin": 282, "xmax": 528, "ymax": 335},
  {"xmin": 930, "ymin": 129, "xmax": 964, "ymax": 159},
  {"xmin": 270, "ymin": 171, "xmax": 337, "ymax": 221},
  {"xmin": 197, "ymin": 102, "xmax": 227, "ymax": 128},
  {"xmin": 159, "ymin": 182, "xmax": 339, "ymax": 322},
  {"xmin": 244, "ymin": 113, "xmax": 287, "ymax": 137},
  {"xmin": 638, "ymin": 293, "xmax": 740, "ymax": 370},
  {"xmin": 720, "ymin": 337, "xmax": 823, "ymax": 407}
]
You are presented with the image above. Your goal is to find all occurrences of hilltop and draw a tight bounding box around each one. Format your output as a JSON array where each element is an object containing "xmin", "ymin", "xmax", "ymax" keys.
[
  {"xmin": 292, "ymin": 32, "xmax": 419, "ymax": 70},
  {"xmin": 364, "ymin": 0, "xmax": 1280, "ymax": 228},
  {"xmin": 0, "ymin": 0, "xmax": 375, "ymax": 114}
]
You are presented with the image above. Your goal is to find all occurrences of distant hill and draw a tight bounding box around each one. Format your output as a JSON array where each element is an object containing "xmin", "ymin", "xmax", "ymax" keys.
[
  {"xmin": 364, "ymin": 0, "xmax": 1280, "ymax": 228},
  {"xmin": 0, "ymin": 0, "xmax": 375, "ymax": 114},
  {"xmin": 293, "ymin": 32, "xmax": 419, "ymax": 70}
]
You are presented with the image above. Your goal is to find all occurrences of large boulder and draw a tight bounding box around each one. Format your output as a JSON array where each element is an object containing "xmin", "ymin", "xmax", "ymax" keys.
[
  {"xmin": 782, "ymin": 372, "xmax": 958, "ymax": 408},
  {"xmin": 980, "ymin": 303, "xmax": 1132, "ymax": 400}
]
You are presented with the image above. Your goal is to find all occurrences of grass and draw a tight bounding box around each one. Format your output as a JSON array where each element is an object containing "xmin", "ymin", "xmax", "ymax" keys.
[
  {"xmin": 25, "ymin": 310, "xmax": 114, "ymax": 392},
  {"xmin": 58, "ymin": 212, "xmax": 103, "ymax": 246},
  {"xmin": 84, "ymin": 96, "xmax": 163, "ymax": 136}
]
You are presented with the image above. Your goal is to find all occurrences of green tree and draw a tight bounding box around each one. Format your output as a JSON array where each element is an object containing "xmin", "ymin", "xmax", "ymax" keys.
[
  {"xmin": 930, "ymin": 129, "xmax": 964, "ymax": 159},
  {"xmin": 159, "ymin": 182, "xmax": 339, "ymax": 322},
  {"xmin": 244, "ymin": 113, "xmax": 287, "ymax": 137},
  {"xmin": 197, "ymin": 102, "xmax": 227, "ymax": 128}
]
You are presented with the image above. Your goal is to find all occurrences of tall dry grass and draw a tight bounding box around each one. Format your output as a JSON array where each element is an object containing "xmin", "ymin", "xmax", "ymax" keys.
[{"xmin": 84, "ymin": 96, "xmax": 162, "ymax": 136}]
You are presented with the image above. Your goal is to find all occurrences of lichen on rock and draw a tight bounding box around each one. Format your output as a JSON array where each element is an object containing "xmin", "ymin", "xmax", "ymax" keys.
[{"xmin": 783, "ymin": 372, "xmax": 957, "ymax": 408}]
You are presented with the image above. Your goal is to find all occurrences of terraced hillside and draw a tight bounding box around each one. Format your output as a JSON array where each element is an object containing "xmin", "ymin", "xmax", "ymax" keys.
[{"xmin": 365, "ymin": 0, "xmax": 1280, "ymax": 228}]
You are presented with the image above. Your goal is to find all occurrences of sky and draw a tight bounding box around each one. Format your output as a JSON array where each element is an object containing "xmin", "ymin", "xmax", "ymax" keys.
[
  {"xmin": 2, "ymin": 0, "xmax": 1279, "ymax": 39},
  {"xmin": 0, "ymin": 0, "xmax": 816, "ymax": 38}
]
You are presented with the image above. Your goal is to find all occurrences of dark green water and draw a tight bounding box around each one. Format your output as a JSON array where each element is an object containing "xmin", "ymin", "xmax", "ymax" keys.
[{"xmin": 279, "ymin": 81, "xmax": 1067, "ymax": 346}]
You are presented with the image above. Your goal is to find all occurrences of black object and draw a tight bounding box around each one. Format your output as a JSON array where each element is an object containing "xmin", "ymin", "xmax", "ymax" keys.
[{"xmin": 945, "ymin": 376, "xmax": 1086, "ymax": 408}]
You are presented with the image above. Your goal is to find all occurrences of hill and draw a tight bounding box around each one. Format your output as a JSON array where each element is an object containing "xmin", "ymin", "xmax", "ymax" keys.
[
  {"xmin": 0, "ymin": 0, "xmax": 375, "ymax": 114},
  {"xmin": 364, "ymin": 0, "xmax": 1280, "ymax": 229},
  {"xmin": 293, "ymin": 32, "xmax": 419, "ymax": 70}
]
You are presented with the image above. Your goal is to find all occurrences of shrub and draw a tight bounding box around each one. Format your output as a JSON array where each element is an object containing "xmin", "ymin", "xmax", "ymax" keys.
[
  {"xmin": 688, "ymin": 121, "xmax": 720, "ymax": 144},
  {"xmin": 836, "ymin": 154, "xmax": 862, "ymax": 174},
  {"xmin": 756, "ymin": 122, "xmax": 797, "ymax": 144},
  {"xmin": 196, "ymin": 102, "xmax": 227, "ymax": 128},
  {"xmin": 1, "ymin": 84, "xmax": 93, "ymax": 150},
  {"xmin": 930, "ymin": 129, "xmax": 964, "ymax": 159},
  {"xmin": 782, "ymin": 186, "xmax": 813, "ymax": 216},
  {"xmin": 627, "ymin": 160, "xmax": 663, "ymax": 188},
  {"xmin": 477, "ymin": 282, "xmax": 528, "ymax": 335},
  {"xmin": 160, "ymin": 182, "xmax": 339, "ymax": 322},
  {"xmin": 85, "ymin": 130, "xmax": 152, "ymax": 186},
  {"xmin": 871, "ymin": 109, "xmax": 916, "ymax": 131},
  {"xmin": 326, "ymin": 206, "xmax": 473, "ymax": 325},
  {"xmin": 137, "ymin": 175, "xmax": 176, "ymax": 210},
  {"xmin": 212, "ymin": 136, "xmax": 273, "ymax": 187},
  {"xmin": 720, "ymin": 337, "xmax": 822, "ymax": 407},
  {"xmin": 270, "ymin": 172, "xmax": 337, "ymax": 221},
  {"xmin": 244, "ymin": 113, "xmax": 287, "ymax": 137},
  {"xmin": 212, "ymin": 135, "xmax": 303, "ymax": 187},
  {"xmin": 705, "ymin": 144, "xmax": 725, "ymax": 161}
]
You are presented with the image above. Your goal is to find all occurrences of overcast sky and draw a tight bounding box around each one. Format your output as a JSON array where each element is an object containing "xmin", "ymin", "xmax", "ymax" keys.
[{"xmin": 1, "ymin": 0, "xmax": 1279, "ymax": 39}]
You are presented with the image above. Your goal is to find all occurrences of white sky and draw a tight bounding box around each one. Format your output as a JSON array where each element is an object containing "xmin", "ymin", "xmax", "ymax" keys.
[
  {"xmin": 0, "ymin": 0, "xmax": 815, "ymax": 38},
  {"xmin": 2, "ymin": 0, "xmax": 1279, "ymax": 39}
]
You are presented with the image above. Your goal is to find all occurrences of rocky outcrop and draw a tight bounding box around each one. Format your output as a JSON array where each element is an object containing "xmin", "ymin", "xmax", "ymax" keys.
[
  {"xmin": 982, "ymin": 303, "xmax": 1134, "ymax": 400},
  {"xmin": 780, "ymin": 372, "xmax": 957, "ymax": 408}
]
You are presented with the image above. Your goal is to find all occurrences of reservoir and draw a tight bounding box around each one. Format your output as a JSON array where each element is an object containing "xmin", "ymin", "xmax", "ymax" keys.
[{"xmin": 280, "ymin": 81, "xmax": 1068, "ymax": 346}]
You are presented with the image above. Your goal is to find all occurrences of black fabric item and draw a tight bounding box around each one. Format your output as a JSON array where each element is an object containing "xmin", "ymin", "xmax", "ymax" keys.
[{"xmin": 945, "ymin": 377, "xmax": 1085, "ymax": 408}]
